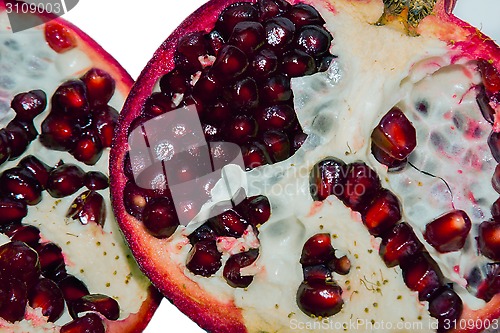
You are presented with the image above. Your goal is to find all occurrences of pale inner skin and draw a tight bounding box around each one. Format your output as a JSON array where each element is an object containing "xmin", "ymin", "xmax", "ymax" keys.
[
  {"xmin": 0, "ymin": 13, "xmax": 150, "ymax": 332},
  {"xmin": 161, "ymin": 0, "xmax": 499, "ymax": 332}
]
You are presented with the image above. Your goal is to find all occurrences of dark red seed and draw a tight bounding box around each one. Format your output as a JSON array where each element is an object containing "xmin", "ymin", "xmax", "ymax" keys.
[
  {"xmin": 142, "ymin": 198, "xmax": 180, "ymax": 239},
  {"xmin": 477, "ymin": 85, "xmax": 495, "ymax": 124},
  {"xmin": 223, "ymin": 249, "xmax": 259, "ymax": 288},
  {"xmin": 69, "ymin": 294, "xmax": 120, "ymax": 320},
  {"xmin": 84, "ymin": 171, "xmax": 109, "ymax": 191},
  {"xmin": 228, "ymin": 21, "xmax": 265, "ymax": 54},
  {"xmin": 477, "ymin": 59, "xmax": 500, "ymax": 94},
  {"xmin": 71, "ymin": 134, "xmax": 103, "ymax": 165},
  {"xmin": 225, "ymin": 115, "xmax": 258, "ymax": 143},
  {"xmin": 310, "ymin": 157, "xmax": 347, "ymax": 201},
  {"xmin": 37, "ymin": 242, "xmax": 65, "ymax": 278},
  {"xmin": 292, "ymin": 132, "xmax": 308, "ymax": 152},
  {"xmin": 80, "ymin": 68, "xmax": 115, "ymax": 106},
  {"xmin": 67, "ymin": 190, "xmax": 106, "ymax": 227},
  {"xmin": 44, "ymin": 21, "xmax": 77, "ymax": 53},
  {"xmin": 250, "ymin": 48, "xmax": 278, "ymax": 78},
  {"xmin": 193, "ymin": 71, "xmax": 221, "ymax": 103},
  {"xmin": 261, "ymin": 130, "xmax": 290, "ymax": 162},
  {"xmin": 476, "ymin": 264, "xmax": 500, "ymax": 302},
  {"xmin": 428, "ymin": 286, "xmax": 463, "ymax": 333},
  {"xmin": 371, "ymin": 143, "xmax": 408, "ymax": 172},
  {"xmin": 58, "ymin": 274, "xmax": 90, "ymax": 302},
  {"xmin": 203, "ymin": 123, "xmax": 222, "ymax": 142},
  {"xmin": 160, "ymin": 70, "xmax": 192, "ymax": 96},
  {"xmin": 264, "ymin": 17, "xmax": 296, "ymax": 52},
  {"xmin": 216, "ymin": 2, "xmax": 259, "ymax": 38},
  {"xmin": 46, "ymin": 164, "xmax": 86, "ymax": 198},
  {"xmin": 303, "ymin": 265, "xmax": 333, "ymax": 283},
  {"xmin": 296, "ymin": 281, "xmax": 343, "ymax": 318},
  {"xmin": 10, "ymin": 118, "xmax": 38, "ymax": 142},
  {"xmin": 424, "ymin": 210, "xmax": 471, "ymax": 253},
  {"xmin": 0, "ymin": 272, "xmax": 27, "ymax": 323},
  {"xmin": 295, "ymin": 25, "xmax": 332, "ymax": 57},
  {"xmin": 18, "ymin": 155, "xmax": 52, "ymax": 189},
  {"xmin": 224, "ymin": 77, "xmax": 259, "ymax": 109},
  {"xmin": 331, "ymin": 255, "xmax": 351, "ymax": 275},
  {"xmin": 488, "ymin": 131, "xmax": 500, "ymax": 163},
  {"xmin": 212, "ymin": 45, "xmax": 249, "ymax": 79},
  {"xmin": 361, "ymin": 189, "xmax": 401, "ymax": 236},
  {"xmin": 239, "ymin": 195, "xmax": 271, "ymax": 227},
  {"xmin": 188, "ymin": 223, "xmax": 218, "ymax": 244},
  {"xmin": 186, "ymin": 240, "xmax": 222, "ymax": 277},
  {"xmin": 300, "ymin": 233, "xmax": 335, "ymax": 266},
  {"xmin": 206, "ymin": 30, "xmax": 225, "ymax": 56},
  {"xmin": 402, "ymin": 253, "xmax": 443, "ymax": 301},
  {"xmin": 241, "ymin": 142, "xmax": 271, "ymax": 170},
  {"xmin": 181, "ymin": 94, "xmax": 205, "ymax": 117},
  {"xmin": 51, "ymin": 80, "xmax": 89, "ymax": 116},
  {"xmin": 478, "ymin": 220, "xmax": 500, "ymax": 261},
  {"xmin": 0, "ymin": 197, "xmax": 28, "ymax": 225},
  {"xmin": 0, "ymin": 167, "xmax": 43, "ymax": 205},
  {"xmin": 60, "ymin": 312, "xmax": 105, "ymax": 333},
  {"xmin": 340, "ymin": 162, "xmax": 381, "ymax": 211},
  {"xmin": 204, "ymin": 101, "xmax": 231, "ymax": 125},
  {"xmin": 0, "ymin": 129, "xmax": 11, "ymax": 164},
  {"xmin": 93, "ymin": 105, "xmax": 119, "ymax": 148},
  {"xmin": 0, "ymin": 241, "xmax": 40, "ymax": 288},
  {"xmin": 282, "ymin": 49, "xmax": 316, "ymax": 77},
  {"xmin": 6, "ymin": 225, "xmax": 40, "ymax": 247},
  {"xmin": 28, "ymin": 278, "xmax": 65, "ymax": 322},
  {"xmin": 258, "ymin": 0, "xmax": 291, "ymax": 21},
  {"xmin": 210, "ymin": 209, "xmax": 249, "ymax": 238},
  {"xmin": 5, "ymin": 121, "xmax": 31, "ymax": 160},
  {"xmin": 123, "ymin": 181, "xmax": 152, "ymax": 219},
  {"xmin": 143, "ymin": 92, "xmax": 176, "ymax": 117},
  {"xmin": 492, "ymin": 165, "xmax": 500, "ymax": 194},
  {"xmin": 380, "ymin": 222, "xmax": 423, "ymax": 267},
  {"xmin": 174, "ymin": 32, "xmax": 209, "ymax": 73},
  {"xmin": 11, "ymin": 90, "xmax": 47, "ymax": 121},
  {"xmin": 286, "ymin": 3, "xmax": 325, "ymax": 28},
  {"xmin": 372, "ymin": 107, "xmax": 417, "ymax": 160},
  {"xmin": 254, "ymin": 104, "xmax": 296, "ymax": 131},
  {"xmin": 40, "ymin": 113, "xmax": 79, "ymax": 151},
  {"xmin": 260, "ymin": 75, "xmax": 292, "ymax": 104}
]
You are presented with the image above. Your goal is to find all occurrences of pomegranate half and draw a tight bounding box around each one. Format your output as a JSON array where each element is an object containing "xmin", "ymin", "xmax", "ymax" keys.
[
  {"xmin": 0, "ymin": 3, "xmax": 161, "ymax": 332},
  {"xmin": 111, "ymin": 0, "xmax": 500, "ymax": 332}
]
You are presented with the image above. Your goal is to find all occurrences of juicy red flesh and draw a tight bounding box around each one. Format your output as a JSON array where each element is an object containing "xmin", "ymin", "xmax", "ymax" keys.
[
  {"xmin": 28, "ymin": 278, "xmax": 65, "ymax": 322},
  {"xmin": 331, "ymin": 255, "xmax": 351, "ymax": 276},
  {"xmin": 60, "ymin": 313, "xmax": 105, "ymax": 333},
  {"xmin": 371, "ymin": 143, "xmax": 408, "ymax": 172},
  {"xmin": 44, "ymin": 21, "xmax": 77, "ymax": 53},
  {"xmin": 303, "ymin": 264, "xmax": 333, "ymax": 283},
  {"xmin": 0, "ymin": 198, "xmax": 28, "ymax": 224},
  {"xmin": 10, "ymin": 90, "xmax": 47, "ymax": 121},
  {"xmin": 0, "ymin": 241, "xmax": 40, "ymax": 289},
  {"xmin": 0, "ymin": 272, "xmax": 28, "ymax": 323},
  {"xmin": 402, "ymin": 253, "xmax": 443, "ymax": 301},
  {"xmin": 428, "ymin": 286, "xmax": 463, "ymax": 333},
  {"xmin": 476, "ymin": 264, "xmax": 500, "ymax": 302},
  {"xmin": 186, "ymin": 240, "xmax": 222, "ymax": 277},
  {"xmin": 339, "ymin": 162, "xmax": 381, "ymax": 211},
  {"xmin": 37, "ymin": 242, "xmax": 66, "ymax": 278},
  {"xmin": 18, "ymin": 155, "xmax": 52, "ymax": 189},
  {"xmin": 84, "ymin": 171, "xmax": 109, "ymax": 191},
  {"xmin": 296, "ymin": 281, "xmax": 343, "ymax": 317},
  {"xmin": 0, "ymin": 167, "xmax": 43, "ymax": 205},
  {"xmin": 360, "ymin": 189, "xmax": 401, "ymax": 236},
  {"xmin": 223, "ymin": 249, "xmax": 259, "ymax": 288},
  {"xmin": 46, "ymin": 164, "xmax": 86, "ymax": 198},
  {"xmin": 142, "ymin": 198, "xmax": 180, "ymax": 238},
  {"xmin": 309, "ymin": 157, "xmax": 347, "ymax": 201},
  {"xmin": 379, "ymin": 222, "xmax": 423, "ymax": 267},
  {"xmin": 69, "ymin": 294, "xmax": 120, "ymax": 320},
  {"xmin": 210, "ymin": 208, "xmax": 249, "ymax": 237},
  {"xmin": 66, "ymin": 190, "xmax": 106, "ymax": 227},
  {"xmin": 424, "ymin": 210, "xmax": 472, "ymax": 253},
  {"xmin": 300, "ymin": 233, "xmax": 335, "ymax": 266},
  {"xmin": 478, "ymin": 220, "xmax": 500, "ymax": 261},
  {"xmin": 6, "ymin": 225, "xmax": 40, "ymax": 247},
  {"xmin": 239, "ymin": 195, "xmax": 271, "ymax": 227},
  {"xmin": 80, "ymin": 68, "xmax": 116, "ymax": 106},
  {"xmin": 57, "ymin": 274, "xmax": 90, "ymax": 302}
]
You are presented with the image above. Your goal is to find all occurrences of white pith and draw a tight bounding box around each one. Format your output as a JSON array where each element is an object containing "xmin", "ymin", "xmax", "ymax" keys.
[{"xmin": 0, "ymin": 12, "xmax": 150, "ymax": 332}]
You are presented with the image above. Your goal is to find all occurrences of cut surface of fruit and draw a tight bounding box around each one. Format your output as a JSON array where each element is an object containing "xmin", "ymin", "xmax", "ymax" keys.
[
  {"xmin": 110, "ymin": 0, "xmax": 500, "ymax": 332},
  {"xmin": 0, "ymin": 3, "xmax": 159, "ymax": 332}
]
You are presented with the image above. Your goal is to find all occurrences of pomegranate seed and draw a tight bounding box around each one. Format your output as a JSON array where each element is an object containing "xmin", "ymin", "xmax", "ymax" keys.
[
  {"xmin": 0, "ymin": 197, "xmax": 27, "ymax": 225},
  {"xmin": 261, "ymin": 130, "xmax": 290, "ymax": 162},
  {"xmin": 264, "ymin": 17, "xmax": 296, "ymax": 52},
  {"xmin": 44, "ymin": 21, "xmax": 77, "ymax": 53},
  {"xmin": 477, "ymin": 59, "xmax": 500, "ymax": 94},
  {"xmin": 0, "ymin": 129, "xmax": 11, "ymax": 164},
  {"xmin": 189, "ymin": 223, "xmax": 218, "ymax": 244},
  {"xmin": 476, "ymin": 264, "xmax": 500, "ymax": 302},
  {"xmin": 295, "ymin": 25, "xmax": 332, "ymax": 57},
  {"xmin": 6, "ymin": 225, "xmax": 40, "ymax": 247},
  {"xmin": 52, "ymin": 80, "xmax": 89, "ymax": 116},
  {"xmin": 492, "ymin": 165, "xmax": 500, "ymax": 194},
  {"xmin": 58, "ymin": 274, "xmax": 90, "ymax": 302},
  {"xmin": 424, "ymin": 210, "xmax": 471, "ymax": 253},
  {"xmin": 83, "ymin": 171, "xmax": 108, "ymax": 191},
  {"xmin": 309, "ymin": 157, "xmax": 347, "ymax": 201},
  {"xmin": 5, "ymin": 121, "xmax": 32, "ymax": 159},
  {"xmin": 212, "ymin": 45, "xmax": 249, "ymax": 79},
  {"xmin": 67, "ymin": 190, "xmax": 106, "ymax": 227},
  {"xmin": 239, "ymin": 195, "xmax": 271, "ymax": 227},
  {"xmin": 69, "ymin": 294, "xmax": 120, "ymax": 320},
  {"xmin": 478, "ymin": 220, "xmax": 500, "ymax": 261},
  {"xmin": 123, "ymin": 181, "xmax": 153, "ymax": 219},
  {"xmin": 488, "ymin": 131, "xmax": 500, "ymax": 162},
  {"xmin": 331, "ymin": 255, "xmax": 351, "ymax": 275},
  {"xmin": 371, "ymin": 107, "xmax": 417, "ymax": 160},
  {"xmin": 203, "ymin": 123, "xmax": 222, "ymax": 142},
  {"xmin": 0, "ymin": 273, "xmax": 27, "ymax": 323},
  {"xmin": 204, "ymin": 101, "xmax": 231, "ymax": 125},
  {"xmin": 210, "ymin": 209, "xmax": 249, "ymax": 238},
  {"xmin": 282, "ymin": 49, "xmax": 316, "ymax": 77},
  {"xmin": 258, "ymin": 0, "xmax": 291, "ymax": 21},
  {"xmin": 371, "ymin": 143, "xmax": 408, "ymax": 172},
  {"xmin": 225, "ymin": 115, "xmax": 258, "ymax": 143},
  {"xmin": 0, "ymin": 167, "xmax": 43, "ymax": 205},
  {"xmin": 228, "ymin": 21, "xmax": 265, "ymax": 54},
  {"xmin": 241, "ymin": 142, "xmax": 271, "ymax": 169},
  {"xmin": 402, "ymin": 253, "xmax": 443, "ymax": 301},
  {"xmin": 300, "ymin": 233, "xmax": 335, "ymax": 266},
  {"xmin": 181, "ymin": 94, "xmax": 205, "ymax": 117},
  {"xmin": 285, "ymin": 3, "xmax": 325, "ymax": 28},
  {"xmin": 303, "ymin": 265, "xmax": 333, "ymax": 283},
  {"xmin": 477, "ymin": 85, "xmax": 495, "ymax": 124},
  {"xmin": 379, "ymin": 223, "xmax": 423, "ymax": 267},
  {"xmin": 60, "ymin": 313, "xmax": 105, "ymax": 333},
  {"xmin": 11, "ymin": 90, "xmax": 47, "ymax": 121},
  {"xmin": 18, "ymin": 155, "xmax": 52, "ymax": 189},
  {"xmin": 223, "ymin": 249, "xmax": 259, "ymax": 288},
  {"xmin": 80, "ymin": 68, "xmax": 115, "ymax": 106},
  {"xmin": 428, "ymin": 286, "xmax": 463, "ymax": 333},
  {"xmin": 224, "ymin": 77, "xmax": 259, "ymax": 109},
  {"xmin": 340, "ymin": 162, "xmax": 381, "ymax": 211},
  {"xmin": 46, "ymin": 164, "xmax": 86, "ymax": 198},
  {"xmin": 215, "ymin": 2, "xmax": 259, "ymax": 38},
  {"xmin": 260, "ymin": 75, "xmax": 292, "ymax": 104},
  {"xmin": 174, "ymin": 32, "xmax": 209, "ymax": 73},
  {"xmin": 160, "ymin": 69, "xmax": 192, "ymax": 96},
  {"xmin": 142, "ymin": 198, "xmax": 180, "ymax": 238},
  {"xmin": 186, "ymin": 240, "xmax": 222, "ymax": 277},
  {"xmin": 491, "ymin": 198, "xmax": 500, "ymax": 221},
  {"xmin": 292, "ymin": 132, "xmax": 308, "ymax": 152},
  {"xmin": 361, "ymin": 189, "xmax": 402, "ymax": 236},
  {"xmin": 296, "ymin": 281, "xmax": 343, "ymax": 317},
  {"xmin": 250, "ymin": 48, "xmax": 278, "ymax": 78},
  {"xmin": 71, "ymin": 134, "xmax": 103, "ymax": 165},
  {"xmin": 28, "ymin": 278, "xmax": 65, "ymax": 322},
  {"xmin": 254, "ymin": 104, "xmax": 296, "ymax": 131},
  {"xmin": 143, "ymin": 92, "xmax": 176, "ymax": 117},
  {"xmin": 40, "ymin": 113, "xmax": 79, "ymax": 151},
  {"xmin": 0, "ymin": 241, "xmax": 41, "ymax": 288},
  {"xmin": 93, "ymin": 105, "xmax": 119, "ymax": 148},
  {"xmin": 37, "ymin": 242, "xmax": 65, "ymax": 278},
  {"xmin": 192, "ymin": 71, "xmax": 221, "ymax": 104}
]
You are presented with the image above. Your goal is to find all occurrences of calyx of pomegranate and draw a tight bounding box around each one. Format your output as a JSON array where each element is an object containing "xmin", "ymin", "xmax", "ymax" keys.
[{"xmin": 110, "ymin": 0, "xmax": 500, "ymax": 332}]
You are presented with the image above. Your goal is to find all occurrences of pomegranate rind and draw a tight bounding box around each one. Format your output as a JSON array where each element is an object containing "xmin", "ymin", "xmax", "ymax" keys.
[
  {"xmin": 0, "ymin": 2, "xmax": 161, "ymax": 332},
  {"xmin": 110, "ymin": 0, "xmax": 500, "ymax": 332}
]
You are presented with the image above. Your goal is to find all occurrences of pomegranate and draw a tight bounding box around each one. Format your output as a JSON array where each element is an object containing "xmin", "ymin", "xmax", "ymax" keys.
[
  {"xmin": 0, "ymin": 3, "xmax": 160, "ymax": 332},
  {"xmin": 110, "ymin": 0, "xmax": 500, "ymax": 332}
]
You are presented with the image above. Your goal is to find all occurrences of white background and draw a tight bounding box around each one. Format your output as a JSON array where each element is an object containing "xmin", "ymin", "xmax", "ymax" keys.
[{"xmin": 61, "ymin": 1, "xmax": 500, "ymax": 332}]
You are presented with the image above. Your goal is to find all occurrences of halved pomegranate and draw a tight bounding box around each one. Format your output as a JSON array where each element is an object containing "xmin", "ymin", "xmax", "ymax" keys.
[
  {"xmin": 0, "ymin": 3, "xmax": 160, "ymax": 332},
  {"xmin": 110, "ymin": 0, "xmax": 500, "ymax": 332}
]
